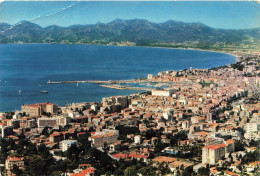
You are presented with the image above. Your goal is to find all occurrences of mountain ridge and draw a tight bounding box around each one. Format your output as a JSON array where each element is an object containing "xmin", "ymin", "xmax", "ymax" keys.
[{"xmin": 0, "ymin": 19, "xmax": 259, "ymax": 46}]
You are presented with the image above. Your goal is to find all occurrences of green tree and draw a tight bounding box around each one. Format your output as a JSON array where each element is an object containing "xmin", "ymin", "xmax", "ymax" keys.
[
  {"xmin": 182, "ymin": 166, "xmax": 193, "ymax": 176},
  {"xmin": 158, "ymin": 162, "xmax": 171, "ymax": 175},
  {"xmin": 66, "ymin": 144, "xmax": 80, "ymax": 161},
  {"xmin": 25, "ymin": 156, "xmax": 48, "ymax": 176},
  {"xmin": 249, "ymin": 139, "xmax": 258, "ymax": 147},
  {"xmin": 145, "ymin": 129, "xmax": 157, "ymax": 140},
  {"xmin": 38, "ymin": 144, "xmax": 52, "ymax": 159},
  {"xmin": 56, "ymin": 159, "xmax": 70, "ymax": 174},
  {"xmin": 11, "ymin": 164, "xmax": 23, "ymax": 175},
  {"xmin": 138, "ymin": 166, "xmax": 156, "ymax": 176},
  {"xmin": 154, "ymin": 141, "xmax": 168, "ymax": 153},
  {"xmin": 41, "ymin": 127, "xmax": 50, "ymax": 137},
  {"xmin": 124, "ymin": 166, "xmax": 137, "ymax": 176},
  {"xmin": 198, "ymin": 167, "xmax": 209, "ymax": 176},
  {"xmin": 235, "ymin": 141, "xmax": 245, "ymax": 151}
]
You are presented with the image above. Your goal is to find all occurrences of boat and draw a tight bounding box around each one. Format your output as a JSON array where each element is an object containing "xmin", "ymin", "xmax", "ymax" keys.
[
  {"xmin": 41, "ymin": 91, "xmax": 48, "ymax": 94},
  {"xmin": 19, "ymin": 90, "xmax": 22, "ymax": 94}
]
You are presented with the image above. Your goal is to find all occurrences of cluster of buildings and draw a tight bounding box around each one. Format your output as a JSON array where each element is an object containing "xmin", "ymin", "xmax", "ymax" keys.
[
  {"xmin": 202, "ymin": 139, "xmax": 235, "ymax": 165},
  {"xmin": 88, "ymin": 130, "xmax": 119, "ymax": 148},
  {"xmin": 5, "ymin": 157, "xmax": 24, "ymax": 175},
  {"xmin": 0, "ymin": 53, "xmax": 259, "ymax": 175},
  {"xmin": 21, "ymin": 102, "xmax": 59, "ymax": 117}
]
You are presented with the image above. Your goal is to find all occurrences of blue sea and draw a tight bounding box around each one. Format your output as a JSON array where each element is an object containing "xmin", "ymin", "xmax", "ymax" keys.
[{"xmin": 0, "ymin": 44, "xmax": 236, "ymax": 111}]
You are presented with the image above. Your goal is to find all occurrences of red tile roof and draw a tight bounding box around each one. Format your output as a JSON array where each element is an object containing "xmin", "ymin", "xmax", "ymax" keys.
[
  {"xmin": 153, "ymin": 156, "xmax": 177, "ymax": 163},
  {"xmin": 226, "ymin": 139, "xmax": 235, "ymax": 144},
  {"xmin": 70, "ymin": 167, "xmax": 95, "ymax": 176},
  {"xmin": 203, "ymin": 143, "xmax": 227, "ymax": 150},
  {"xmin": 224, "ymin": 171, "xmax": 238, "ymax": 176},
  {"xmin": 112, "ymin": 153, "xmax": 128, "ymax": 159},
  {"xmin": 79, "ymin": 164, "xmax": 92, "ymax": 167},
  {"xmin": 7, "ymin": 156, "xmax": 24, "ymax": 162}
]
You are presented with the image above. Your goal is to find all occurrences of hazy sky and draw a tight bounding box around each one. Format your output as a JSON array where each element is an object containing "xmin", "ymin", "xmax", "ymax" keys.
[{"xmin": 0, "ymin": 1, "xmax": 260, "ymax": 29}]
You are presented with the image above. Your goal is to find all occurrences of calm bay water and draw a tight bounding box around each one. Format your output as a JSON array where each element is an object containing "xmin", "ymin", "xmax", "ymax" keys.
[{"xmin": 0, "ymin": 44, "xmax": 236, "ymax": 111}]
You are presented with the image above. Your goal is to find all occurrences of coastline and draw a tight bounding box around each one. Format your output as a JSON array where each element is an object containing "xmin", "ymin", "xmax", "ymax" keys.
[
  {"xmin": 134, "ymin": 45, "xmax": 240, "ymax": 63},
  {"xmin": 0, "ymin": 42, "xmax": 240, "ymax": 63},
  {"xmin": 0, "ymin": 43, "xmax": 243, "ymax": 112}
]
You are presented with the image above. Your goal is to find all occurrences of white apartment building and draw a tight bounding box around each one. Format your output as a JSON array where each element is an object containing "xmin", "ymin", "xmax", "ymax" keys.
[
  {"xmin": 205, "ymin": 133, "xmax": 224, "ymax": 145},
  {"xmin": 152, "ymin": 89, "xmax": 175, "ymax": 97},
  {"xmin": 134, "ymin": 135, "xmax": 142, "ymax": 144},
  {"xmin": 60, "ymin": 140, "xmax": 78, "ymax": 152},
  {"xmin": 37, "ymin": 116, "xmax": 70, "ymax": 128},
  {"xmin": 218, "ymin": 129, "xmax": 242, "ymax": 140},
  {"xmin": 202, "ymin": 139, "xmax": 235, "ymax": 165},
  {"xmin": 244, "ymin": 122, "xmax": 260, "ymax": 140},
  {"xmin": 89, "ymin": 130, "xmax": 119, "ymax": 148},
  {"xmin": 5, "ymin": 156, "xmax": 24, "ymax": 171}
]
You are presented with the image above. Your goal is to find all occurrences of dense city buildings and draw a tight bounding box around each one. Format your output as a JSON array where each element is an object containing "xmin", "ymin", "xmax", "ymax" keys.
[
  {"xmin": 21, "ymin": 103, "xmax": 58, "ymax": 117},
  {"xmin": 0, "ymin": 52, "xmax": 259, "ymax": 175}
]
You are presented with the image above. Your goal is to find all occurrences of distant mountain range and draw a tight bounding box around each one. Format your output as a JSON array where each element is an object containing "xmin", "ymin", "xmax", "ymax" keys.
[{"xmin": 0, "ymin": 19, "xmax": 259, "ymax": 46}]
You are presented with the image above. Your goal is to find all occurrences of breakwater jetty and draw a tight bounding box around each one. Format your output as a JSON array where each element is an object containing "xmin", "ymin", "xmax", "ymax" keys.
[
  {"xmin": 46, "ymin": 79, "xmax": 156, "ymax": 91},
  {"xmin": 47, "ymin": 79, "xmax": 147, "ymax": 84},
  {"xmin": 100, "ymin": 84, "xmax": 153, "ymax": 91}
]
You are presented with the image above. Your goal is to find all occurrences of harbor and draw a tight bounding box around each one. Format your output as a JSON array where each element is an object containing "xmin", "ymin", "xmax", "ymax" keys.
[
  {"xmin": 100, "ymin": 84, "xmax": 154, "ymax": 91},
  {"xmin": 47, "ymin": 80, "xmax": 155, "ymax": 91},
  {"xmin": 46, "ymin": 79, "xmax": 148, "ymax": 84},
  {"xmin": 46, "ymin": 78, "xmax": 180, "ymax": 91},
  {"xmin": 46, "ymin": 79, "xmax": 172, "ymax": 91}
]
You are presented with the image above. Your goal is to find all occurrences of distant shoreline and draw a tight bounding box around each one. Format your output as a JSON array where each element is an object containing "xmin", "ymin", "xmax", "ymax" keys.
[
  {"xmin": 0, "ymin": 43, "xmax": 239, "ymax": 64},
  {"xmin": 135, "ymin": 45, "xmax": 239, "ymax": 63}
]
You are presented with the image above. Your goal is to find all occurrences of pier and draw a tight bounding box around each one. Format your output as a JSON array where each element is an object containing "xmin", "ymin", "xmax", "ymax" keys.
[
  {"xmin": 47, "ymin": 80, "xmax": 108, "ymax": 84},
  {"xmin": 46, "ymin": 79, "xmax": 156, "ymax": 91},
  {"xmin": 100, "ymin": 84, "xmax": 154, "ymax": 91},
  {"xmin": 47, "ymin": 79, "xmax": 148, "ymax": 84},
  {"xmin": 46, "ymin": 79, "xmax": 178, "ymax": 91}
]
